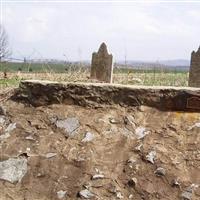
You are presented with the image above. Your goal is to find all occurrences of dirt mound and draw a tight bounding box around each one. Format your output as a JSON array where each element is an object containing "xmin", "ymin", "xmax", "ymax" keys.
[{"xmin": 0, "ymin": 81, "xmax": 200, "ymax": 200}]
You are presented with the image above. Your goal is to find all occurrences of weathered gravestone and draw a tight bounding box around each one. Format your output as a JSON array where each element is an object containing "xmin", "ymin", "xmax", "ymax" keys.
[
  {"xmin": 91, "ymin": 42, "xmax": 113, "ymax": 83},
  {"xmin": 189, "ymin": 46, "xmax": 200, "ymax": 87}
]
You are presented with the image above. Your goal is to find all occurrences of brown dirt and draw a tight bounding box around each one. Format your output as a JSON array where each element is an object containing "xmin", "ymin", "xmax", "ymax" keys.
[{"xmin": 0, "ymin": 97, "xmax": 200, "ymax": 200}]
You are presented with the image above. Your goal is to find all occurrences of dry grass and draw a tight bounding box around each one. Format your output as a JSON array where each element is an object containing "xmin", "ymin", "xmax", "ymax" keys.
[{"xmin": 0, "ymin": 70, "xmax": 189, "ymax": 91}]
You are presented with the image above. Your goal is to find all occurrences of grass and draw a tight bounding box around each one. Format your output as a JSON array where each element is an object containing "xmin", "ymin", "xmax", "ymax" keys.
[{"xmin": 0, "ymin": 62, "xmax": 189, "ymax": 90}]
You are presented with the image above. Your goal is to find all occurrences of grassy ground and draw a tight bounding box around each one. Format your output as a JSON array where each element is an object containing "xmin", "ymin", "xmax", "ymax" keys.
[
  {"xmin": 0, "ymin": 70, "xmax": 189, "ymax": 90},
  {"xmin": 0, "ymin": 61, "xmax": 189, "ymax": 89}
]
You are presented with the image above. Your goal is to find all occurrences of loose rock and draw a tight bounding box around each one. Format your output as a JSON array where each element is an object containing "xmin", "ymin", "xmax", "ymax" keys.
[
  {"xmin": 0, "ymin": 157, "xmax": 27, "ymax": 183},
  {"xmin": 128, "ymin": 177, "xmax": 137, "ymax": 187},
  {"xmin": 116, "ymin": 191, "xmax": 123, "ymax": 199},
  {"xmin": 45, "ymin": 153, "xmax": 57, "ymax": 159},
  {"xmin": 181, "ymin": 191, "xmax": 192, "ymax": 200},
  {"xmin": 146, "ymin": 151, "xmax": 156, "ymax": 164},
  {"xmin": 109, "ymin": 118, "xmax": 120, "ymax": 124},
  {"xmin": 55, "ymin": 117, "xmax": 79, "ymax": 136},
  {"xmin": 57, "ymin": 190, "xmax": 67, "ymax": 199},
  {"xmin": 82, "ymin": 132, "xmax": 95, "ymax": 142},
  {"xmin": 154, "ymin": 167, "xmax": 166, "ymax": 176},
  {"xmin": 92, "ymin": 174, "xmax": 105, "ymax": 180},
  {"xmin": 187, "ymin": 122, "xmax": 200, "ymax": 131},
  {"xmin": 0, "ymin": 122, "xmax": 16, "ymax": 140},
  {"xmin": 135, "ymin": 127, "xmax": 150, "ymax": 139},
  {"xmin": 79, "ymin": 189, "xmax": 95, "ymax": 199}
]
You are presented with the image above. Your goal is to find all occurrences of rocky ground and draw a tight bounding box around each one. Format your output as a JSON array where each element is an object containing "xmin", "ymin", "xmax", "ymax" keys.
[{"xmin": 0, "ymin": 96, "xmax": 200, "ymax": 200}]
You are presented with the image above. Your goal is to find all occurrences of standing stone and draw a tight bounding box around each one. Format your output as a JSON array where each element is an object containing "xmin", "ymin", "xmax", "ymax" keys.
[
  {"xmin": 189, "ymin": 46, "xmax": 200, "ymax": 87},
  {"xmin": 91, "ymin": 42, "xmax": 113, "ymax": 83}
]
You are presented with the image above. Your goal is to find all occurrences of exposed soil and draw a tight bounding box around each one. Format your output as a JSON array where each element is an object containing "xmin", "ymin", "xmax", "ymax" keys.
[{"xmin": 0, "ymin": 96, "xmax": 200, "ymax": 200}]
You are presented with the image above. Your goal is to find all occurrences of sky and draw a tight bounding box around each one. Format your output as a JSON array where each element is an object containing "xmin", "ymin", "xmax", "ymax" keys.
[{"xmin": 1, "ymin": 0, "xmax": 200, "ymax": 61}]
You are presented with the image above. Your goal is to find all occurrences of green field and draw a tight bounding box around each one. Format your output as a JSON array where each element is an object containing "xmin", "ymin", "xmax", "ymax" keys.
[{"xmin": 0, "ymin": 62, "xmax": 189, "ymax": 90}]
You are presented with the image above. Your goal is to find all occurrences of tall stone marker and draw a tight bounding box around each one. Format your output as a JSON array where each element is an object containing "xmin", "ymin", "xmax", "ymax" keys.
[
  {"xmin": 91, "ymin": 42, "xmax": 113, "ymax": 83},
  {"xmin": 189, "ymin": 46, "xmax": 200, "ymax": 87}
]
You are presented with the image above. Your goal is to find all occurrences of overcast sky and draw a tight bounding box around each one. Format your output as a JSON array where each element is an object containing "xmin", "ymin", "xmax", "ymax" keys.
[{"xmin": 1, "ymin": 1, "xmax": 200, "ymax": 61}]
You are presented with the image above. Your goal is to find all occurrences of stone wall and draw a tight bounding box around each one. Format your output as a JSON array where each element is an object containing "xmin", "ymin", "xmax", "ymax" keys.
[{"xmin": 189, "ymin": 47, "xmax": 200, "ymax": 87}]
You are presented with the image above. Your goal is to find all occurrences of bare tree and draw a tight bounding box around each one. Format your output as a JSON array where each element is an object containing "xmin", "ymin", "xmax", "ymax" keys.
[{"xmin": 0, "ymin": 24, "xmax": 11, "ymax": 61}]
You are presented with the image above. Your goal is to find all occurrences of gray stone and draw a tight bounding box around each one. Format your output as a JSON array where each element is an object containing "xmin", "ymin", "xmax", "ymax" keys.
[
  {"xmin": 92, "ymin": 174, "xmax": 105, "ymax": 180},
  {"xmin": 181, "ymin": 191, "xmax": 192, "ymax": 200},
  {"xmin": 56, "ymin": 117, "xmax": 79, "ymax": 136},
  {"xmin": 45, "ymin": 153, "xmax": 57, "ymax": 158},
  {"xmin": 82, "ymin": 132, "xmax": 95, "ymax": 142},
  {"xmin": 79, "ymin": 189, "xmax": 95, "ymax": 199},
  {"xmin": 0, "ymin": 157, "xmax": 27, "ymax": 183},
  {"xmin": 109, "ymin": 118, "xmax": 120, "ymax": 124},
  {"xmin": 146, "ymin": 151, "xmax": 156, "ymax": 164},
  {"xmin": 116, "ymin": 191, "xmax": 123, "ymax": 199},
  {"xmin": 189, "ymin": 46, "xmax": 200, "ymax": 87},
  {"xmin": 5, "ymin": 123, "xmax": 16, "ymax": 133},
  {"xmin": 135, "ymin": 127, "xmax": 150, "ymax": 139},
  {"xmin": 154, "ymin": 167, "xmax": 166, "ymax": 176},
  {"xmin": 0, "ymin": 122, "xmax": 16, "ymax": 140},
  {"xmin": 91, "ymin": 42, "xmax": 113, "ymax": 83},
  {"xmin": 57, "ymin": 190, "xmax": 67, "ymax": 199},
  {"xmin": 128, "ymin": 177, "xmax": 137, "ymax": 187}
]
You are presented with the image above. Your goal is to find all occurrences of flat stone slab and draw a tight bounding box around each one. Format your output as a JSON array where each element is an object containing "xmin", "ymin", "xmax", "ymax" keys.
[{"xmin": 13, "ymin": 80, "xmax": 200, "ymax": 111}]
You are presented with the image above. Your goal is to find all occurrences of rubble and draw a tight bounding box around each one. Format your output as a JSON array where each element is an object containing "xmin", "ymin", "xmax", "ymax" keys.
[
  {"xmin": 135, "ymin": 126, "xmax": 150, "ymax": 139},
  {"xmin": 154, "ymin": 167, "xmax": 166, "ymax": 176},
  {"xmin": 0, "ymin": 157, "xmax": 27, "ymax": 183},
  {"xmin": 57, "ymin": 190, "xmax": 67, "ymax": 199},
  {"xmin": 55, "ymin": 117, "xmax": 80, "ymax": 136},
  {"xmin": 82, "ymin": 132, "xmax": 95, "ymax": 142},
  {"xmin": 146, "ymin": 151, "xmax": 156, "ymax": 164},
  {"xmin": 91, "ymin": 174, "xmax": 105, "ymax": 180},
  {"xmin": 79, "ymin": 189, "xmax": 95, "ymax": 199}
]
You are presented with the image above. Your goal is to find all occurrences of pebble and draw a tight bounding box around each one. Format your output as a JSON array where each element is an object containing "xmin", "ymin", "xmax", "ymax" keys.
[
  {"xmin": 109, "ymin": 118, "xmax": 120, "ymax": 124},
  {"xmin": 135, "ymin": 127, "xmax": 150, "ymax": 139},
  {"xmin": 116, "ymin": 191, "xmax": 123, "ymax": 199},
  {"xmin": 57, "ymin": 190, "xmax": 67, "ymax": 199},
  {"xmin": 92, "ymin": 174, "xmax": 105, "ymax": 180},
  {"xmin": 128, "ymin": 177, "xmax": 137, "ymax": 187},
  {"xmin": 187, "ymin": 122, "xmax": 200, "ymax": 131},
  {"xmin": 171, "ymin": 179, "xmax": 180, "ymax": 187},
  {"xmin": 82, "ymin": 132, "xmax": 95, "ymax": 142},
  {"xmin": 181, "ymin": 191, "xmax": 192, "ymax": 200},
  {"xmin": 79, "ymin": 189, "xmax": 95, "ymax": 199},
  {"xmin": 45, "ymin": 153, "xmax": 57, "ymax": 159},
  {"xmin": 55, "ymin": 117, "xmax": 80, "ymax": 136},
  {"xmin": 154, "ymin": 167, "xmax": 166, "ymax": 176},
  {"xmin": 0, "ymin": 123, "xmax": 17, "ymax": 140},
  {"xmin": 129, "ymin": 194, "xmax": 133, "ymax": 199},
  {"xmin": 146, "ymin": 151, "xmax": 156, "ymax": 164}
]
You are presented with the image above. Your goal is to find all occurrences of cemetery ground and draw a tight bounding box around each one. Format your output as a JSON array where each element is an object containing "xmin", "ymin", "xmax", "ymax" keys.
[{"xmin": 0, "ymin": 70, "xmax": 188, "ymax": 90}]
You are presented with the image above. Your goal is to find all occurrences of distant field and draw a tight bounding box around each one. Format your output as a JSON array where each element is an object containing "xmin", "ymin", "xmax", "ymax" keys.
[{"xmin": 0, "ymin": 62, "xmax": 189, "ymax": 89}]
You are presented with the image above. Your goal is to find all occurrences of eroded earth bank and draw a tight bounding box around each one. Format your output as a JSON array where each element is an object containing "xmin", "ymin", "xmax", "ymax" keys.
[{"xmin": 0, "ymin": 81, "xmax": 200, "ymax": 200}]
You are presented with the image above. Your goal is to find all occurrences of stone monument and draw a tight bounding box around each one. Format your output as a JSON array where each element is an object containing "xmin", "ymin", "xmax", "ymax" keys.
[
  {"xmin": 91, "ymin": 42, "xmax": 113, "ymax": 83},
  {"xmin": 189, "ymin": 46, "xmax": 200, "ymax": 87}
]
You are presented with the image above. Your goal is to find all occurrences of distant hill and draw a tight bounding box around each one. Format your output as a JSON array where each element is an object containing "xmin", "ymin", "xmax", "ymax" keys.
[
  {"xmin": 159, "ymin": 59, "xmax": 190, "ymax": 67},
  {"xmin": 116, "ymin": 59, "xmax": 190, "ymax": 71}
]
